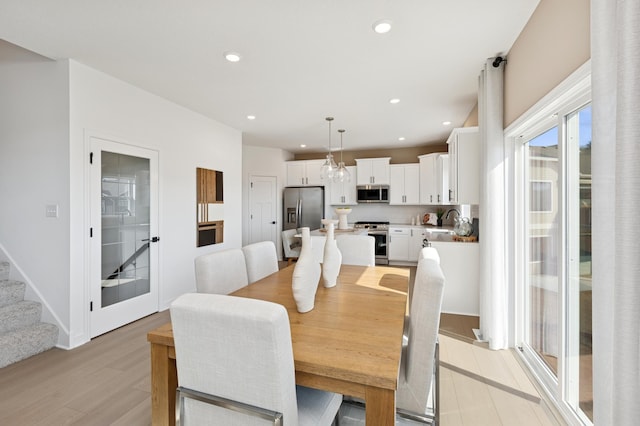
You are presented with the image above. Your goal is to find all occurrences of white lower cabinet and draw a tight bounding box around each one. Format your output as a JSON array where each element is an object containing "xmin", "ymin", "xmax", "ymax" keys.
[
  {"xmin": 409, "ymin": 227, "xmax": 425, "ymax": 261},
  {"xmin": 388, "ymin": 227, "xmax": 410, "ymax": 261},
  {"xmin": 389, "ymin": 226, "xmax": 427, "ymax": 262},
  {"xmin": 430, "ymin": 241, "xmax": 479, "ymax": 316}
]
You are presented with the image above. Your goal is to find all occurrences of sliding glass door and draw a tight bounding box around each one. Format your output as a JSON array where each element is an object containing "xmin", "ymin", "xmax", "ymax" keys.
[{"xmin": 518, "ymin": 101, "xmax": 592, "ymax": 425}]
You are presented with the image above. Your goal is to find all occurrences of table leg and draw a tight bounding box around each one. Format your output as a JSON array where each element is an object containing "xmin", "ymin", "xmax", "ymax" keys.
[
  {"xmin": 150, "ymin": 343, "xmax": 177, "ymax": 426},
  {"xmin": 365, "ymin": 386, "xmax": 396, "ymax": 426}
]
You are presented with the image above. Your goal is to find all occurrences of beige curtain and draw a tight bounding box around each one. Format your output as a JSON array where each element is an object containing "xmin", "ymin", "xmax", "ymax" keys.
[
  {"xmin": 478, "ymin": 59, "xmax": 508, "ymax": 350},
  {"xmin": 591, "ymin": 0, "xmax": 640, "ymax": 424}
]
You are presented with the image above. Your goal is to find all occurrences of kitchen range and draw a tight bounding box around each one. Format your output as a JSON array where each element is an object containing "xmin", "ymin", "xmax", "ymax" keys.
[{"xmin": 353, "ymin": 221, "xmax": 389, "ymax": 265}]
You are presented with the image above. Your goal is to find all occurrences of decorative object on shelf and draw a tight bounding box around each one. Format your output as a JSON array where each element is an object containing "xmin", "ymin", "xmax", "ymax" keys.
[
  {"xmin": 321, "ymin": 219, "xmax": 342, "ymax": 288},
  {"xmin": 292, "ymin": 227, "xmax": 321, "ymax": 313},
  {"xmin": 436, "ymin": 208, "xmax": 445, "ymax": 227},
  {"xmin": 335, "ymin": 207, "xmax": 352, "ymax": 230},
  {"xmin": 453, "ymin": 217, "xmax": 474, "ymax": 237},
  {"xmin": 196, "ymin": 167, "xmax": 224, "ymax": 247},
  {"xmin": 320, "ymin": 117, "xmax": 338, "ymax": 181},
  {"xmin": 333, "ymin": 129, "xmax": 351, "ymax": 183}
]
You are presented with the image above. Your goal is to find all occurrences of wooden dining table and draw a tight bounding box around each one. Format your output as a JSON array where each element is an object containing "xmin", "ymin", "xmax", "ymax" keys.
[{"xmin": 147, "ymin": 263, "xmax": 409, "ymax": 425}]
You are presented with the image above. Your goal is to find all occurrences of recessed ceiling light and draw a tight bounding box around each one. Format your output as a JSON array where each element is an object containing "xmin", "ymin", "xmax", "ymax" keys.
[
  {"xmin": 442, "ymin": 121, "xmax": 452, "ymax": 126},
  {"xmin": 372, "ymin": 20, "xmax": 392, "ymax": 34},
  {"xmin": 224, "ymin": 52, "xmax": 241, "ymax": 62},
  {"xmin": 398, "ymin": 137, "xmax": 406, "ymax": 141},
  {"xmin": 389, "ymin": 98, "xmax": 400, "ymax": 104},
  {"xmin": 300, "ymin": 144, "xmax": 307, "ymax": 148},
  {"xmin": 247, "ymin": 115, "xmax": 256, "ymax": 120}
]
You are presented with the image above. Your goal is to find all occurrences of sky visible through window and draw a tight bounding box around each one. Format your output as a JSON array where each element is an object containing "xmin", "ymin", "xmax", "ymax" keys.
[{"xmin": 529, "ymin": 105, "xmax": 592, "ymax": 148}]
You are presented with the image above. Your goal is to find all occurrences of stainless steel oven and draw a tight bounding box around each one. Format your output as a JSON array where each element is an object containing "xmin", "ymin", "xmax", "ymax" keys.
[{"xmin": 354, "ymin": 221, "xmax": 389, "ymax": 265}]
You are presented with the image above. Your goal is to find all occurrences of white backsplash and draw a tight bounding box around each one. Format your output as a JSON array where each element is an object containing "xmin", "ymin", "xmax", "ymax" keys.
[{"xmin": 326, "ymin": 203, "xmax": 479, "ymax": 226}]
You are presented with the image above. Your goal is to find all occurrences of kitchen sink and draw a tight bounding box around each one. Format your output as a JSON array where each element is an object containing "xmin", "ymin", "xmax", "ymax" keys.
[{"xmin": 424, "ymin": 228, "xmax": 454, "ymax": 242}]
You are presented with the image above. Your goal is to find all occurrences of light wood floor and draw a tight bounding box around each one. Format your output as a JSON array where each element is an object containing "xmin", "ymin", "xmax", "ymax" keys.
[{"xmin": 0, "ymin": 309, "xmax": 563, "ymax": 425}]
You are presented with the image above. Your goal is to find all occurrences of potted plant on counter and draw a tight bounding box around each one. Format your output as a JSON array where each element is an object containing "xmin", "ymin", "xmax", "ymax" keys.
[{"xmin": 436, "ymin": 208, "xmax": 445, "ymax": 227}]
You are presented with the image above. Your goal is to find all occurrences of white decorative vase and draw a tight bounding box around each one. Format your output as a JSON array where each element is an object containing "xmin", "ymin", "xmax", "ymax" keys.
[
  {"xmin": 321, "ymin": 220, "xmax": 342, "ymax": 288},
  {"xmin": 335, "ymin": 208, "xmax": 352, "ymax": 230},
  {"xmin": 292, "ymin": 227, "xmax": 321, "ymax": 313}
]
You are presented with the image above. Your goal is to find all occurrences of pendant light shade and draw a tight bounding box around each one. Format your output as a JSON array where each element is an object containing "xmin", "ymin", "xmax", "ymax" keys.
[
  {"xmin": 333, "ymin": 129, "xmax": 351, "ymax": 183},
  {"xmin": 320, "ymin": 117, "xmax": 338, "ymax": 180}
]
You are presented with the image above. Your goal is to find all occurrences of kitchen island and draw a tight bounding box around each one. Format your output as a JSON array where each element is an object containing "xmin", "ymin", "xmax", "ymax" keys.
[{"xmin": 388, "ymin": 224, "xmax": 479, "ymax": 317}]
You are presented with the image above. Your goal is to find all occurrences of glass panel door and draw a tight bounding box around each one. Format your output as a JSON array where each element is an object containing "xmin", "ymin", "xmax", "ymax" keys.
[
  {"xmin": 101, "ymin": 151, "xmax": 151, "ymax": 307},
  {"xmin": 526, "ymin": 125, "xmax": 560, "ymax": 376},
  {"xmin": 519, "ymin": 101, "xmax": 593, "ymax": 425},
  {"xmin": 90, "ymin": 136, "xmax": 159, "ymax": 338},
  {"xmin": 566, "ymin": 105, "xmax": 593, "ymax": 422}
]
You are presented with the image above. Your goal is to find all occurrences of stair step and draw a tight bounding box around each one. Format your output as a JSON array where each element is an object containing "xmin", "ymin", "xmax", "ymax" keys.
[
  {"xmin": 0, "ymin": 280, "xmax": 26, "ymax": 308},
  {"xmin": 0, "ymin": 261, "xmax": 8, "ymax": 281},
  {"xmin": 0, "ymin": 301, "xmax": 42, "ymax": 334},
  {"xmin": 0, "ymin": 322, "xmax": 59, "ymax": 368}
]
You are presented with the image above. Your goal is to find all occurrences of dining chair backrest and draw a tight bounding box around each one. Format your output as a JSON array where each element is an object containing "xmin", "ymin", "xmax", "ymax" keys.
[
  {"xmin": 170, "ymin": 293, "xmax": 342, "ymax": 425},
  {"xmin": 420, "ymin": 246, "xmax": 441, "ymax": 264},
  {"xmin": 396, "ymin": 246, "xmax": 445, "ymax": 416},
  {"xmin": 282, "ymin": 229, "xmax": 301, "ymax": 261},
  {"xmin": 310, "ymin": 235, "xmax": 326, "ymax": 264},
  {"xmin": 242, "ymin": 241, "xmax": 279, "ymax": 284},
  {"xmin": 336, "ymin": 235, "xmax": 376, "ymax": 266},
  {"xmin": 194, "ymin": 248, "xmax": 248, "ymax": 295}
]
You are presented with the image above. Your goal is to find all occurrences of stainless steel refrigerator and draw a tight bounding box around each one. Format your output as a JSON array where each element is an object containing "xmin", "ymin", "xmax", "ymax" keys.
[{"xmin": 283, "ymin": 186, "xmax": 324, "ymax": 231}]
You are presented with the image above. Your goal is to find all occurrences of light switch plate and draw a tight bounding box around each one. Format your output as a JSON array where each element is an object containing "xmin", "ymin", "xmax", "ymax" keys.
[{"xmin": 45, "ymin": 204, "xmax": 59, "ymax": 218}]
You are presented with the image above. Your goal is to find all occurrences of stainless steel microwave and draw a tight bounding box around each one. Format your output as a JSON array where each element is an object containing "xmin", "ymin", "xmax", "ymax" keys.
[{"xmin": 356, "ymin": 185, "xmax": 389, "ymax": 203}]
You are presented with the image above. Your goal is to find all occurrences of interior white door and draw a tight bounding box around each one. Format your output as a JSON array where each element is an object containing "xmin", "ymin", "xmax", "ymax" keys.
[
  {"xmin": 89, "ymin": 136, "xmax": 159, "ymax": 338},
  {"xmin": 249, "ymin": 175, "xmax": 277, "ymax": 246}
]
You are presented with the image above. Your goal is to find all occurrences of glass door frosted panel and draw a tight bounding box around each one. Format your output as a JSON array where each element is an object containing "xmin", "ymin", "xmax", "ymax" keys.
[
  {"xmin": 101, "ymin": 151, "xmax": 151, "ymax": 307},
  {"xmin": 526, "ymin": 126, "xmax": 559, "ymax": 376}
]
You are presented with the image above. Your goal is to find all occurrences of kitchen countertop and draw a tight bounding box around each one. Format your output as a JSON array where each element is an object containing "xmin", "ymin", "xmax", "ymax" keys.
[{"xmin": 389, "ymin": 223, "xmax": 478, "ymax": 243}]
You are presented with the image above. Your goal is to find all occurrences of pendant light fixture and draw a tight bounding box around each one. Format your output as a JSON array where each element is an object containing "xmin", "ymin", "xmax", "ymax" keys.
[
  {"xmin": 320, "ymin": 117, "xmax": 338, "ymax": 181},
  {"xmin": 333, "ymin": 129, "xmax": 351, "ymax": 183}
]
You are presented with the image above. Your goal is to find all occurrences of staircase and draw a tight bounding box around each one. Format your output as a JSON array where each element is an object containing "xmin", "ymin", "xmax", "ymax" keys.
[{"xmin": 0, "ymin": 261, "xmax": 58, "ymax": 368}]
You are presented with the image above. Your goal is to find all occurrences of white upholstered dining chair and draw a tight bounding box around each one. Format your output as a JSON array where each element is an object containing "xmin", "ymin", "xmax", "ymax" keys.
[
  {"xmin": 194, "ymin": 248, "xmax": 248, "ymax": 294},
  {"xmin": 242, "ymin": 241, "xmax": 279, "ymax": 284},
  {"xmin": 396, "ymin": 246, "xmax": 445, "ymax": 424},
  {"xmin": 170, "ymin": 293, "xmax": 343, "ymax": 425},
  {"xmin": 336, "ymin": 235, "xmax": 376, "ymax": 266},
  {"xmin": 282, "ymin": 229, "xmax": 301, "ymax": 265}
]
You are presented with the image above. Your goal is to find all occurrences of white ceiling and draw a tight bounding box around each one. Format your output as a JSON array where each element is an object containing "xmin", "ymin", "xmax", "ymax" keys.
[{"xmin": 0, "ymin": 0, "xmax": 539, "ymax": 153}]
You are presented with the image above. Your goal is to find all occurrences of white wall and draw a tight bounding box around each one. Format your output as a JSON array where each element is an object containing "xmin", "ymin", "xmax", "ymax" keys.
[
  {"xmin": 68, "ymin": 60, "xmax": 243, "ymax": 346},
  {"xmin": 242, "ymin": 145, "xmax": 293, "ymax": 259},
  {"xmin": 0, "ymin": 40, "xmax": 71, "ymax": 341}
]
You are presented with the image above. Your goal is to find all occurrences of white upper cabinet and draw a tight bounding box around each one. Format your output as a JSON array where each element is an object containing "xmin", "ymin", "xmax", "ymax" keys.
[
  {"xmin": 286, "ymin": 159, "xmax": 326, "ymax": 186},
  {"xmin": 329, "ymin": 166, "xmax": 357, "ymax": 205},
  {"xmin": 447, "ymin": 127, "xmax": 480, "ymax": 205},
  {"xmin": 419, "ymin": 153, "xmax": 449, "ymax": 205},
  {"xmin": 389, "ymin": 164, "xmax": 420, "ymax": 205},
  {"xmin": 355, "ymin": 158, "xmax": 390, "ymax": 186}
]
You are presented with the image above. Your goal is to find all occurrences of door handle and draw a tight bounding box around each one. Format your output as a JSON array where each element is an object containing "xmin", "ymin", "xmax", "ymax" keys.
[{"xmin": 271, "ymin": 221, "xmax": 276, "ymax": 224}]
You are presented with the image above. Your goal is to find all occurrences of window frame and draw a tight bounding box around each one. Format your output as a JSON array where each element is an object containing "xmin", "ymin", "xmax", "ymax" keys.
[{"xmin": 505, "ymin": 61, "xmax": 592, "ymax": 426}]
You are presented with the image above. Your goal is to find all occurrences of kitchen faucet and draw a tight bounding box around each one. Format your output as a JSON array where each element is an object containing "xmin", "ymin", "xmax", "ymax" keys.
[{"xmin": 445, "ymin": 208, "xmax": 460, "ymax": 219}]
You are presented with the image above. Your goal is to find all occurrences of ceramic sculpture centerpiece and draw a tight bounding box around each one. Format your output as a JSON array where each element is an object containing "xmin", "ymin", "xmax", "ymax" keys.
[
  {"xmin": 335, "ymin": 207, "xmax": 352, "ymax": 230},
  {"xmin": 292, "ymin": 227, "xmax": 321, "ymax": 313},
  {"xmin": 321, "ymin": 219, "xmax": 341, "ymax": 288}
]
